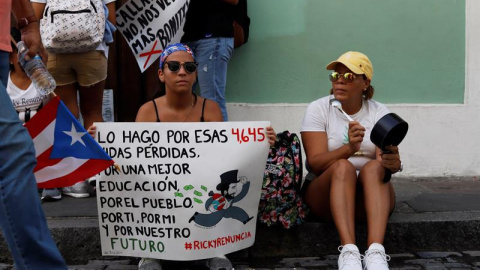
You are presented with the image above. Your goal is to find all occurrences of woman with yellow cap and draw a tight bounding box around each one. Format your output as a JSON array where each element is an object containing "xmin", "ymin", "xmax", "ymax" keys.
[{"xmin": 300, "ymin": 51, "xmax": 402, "ymax": 270}]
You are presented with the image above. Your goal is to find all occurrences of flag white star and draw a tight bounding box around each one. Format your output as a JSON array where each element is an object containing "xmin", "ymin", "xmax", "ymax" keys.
[{"xmin": 63, "ymin": 123, "xmax": 86, "ymax": 146}]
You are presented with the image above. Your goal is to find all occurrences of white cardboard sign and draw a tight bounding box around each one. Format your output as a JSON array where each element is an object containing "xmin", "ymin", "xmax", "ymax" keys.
[
  {"xmin": 96, "ymin": 122, "xmax": 270, "ymax": 260},
  {"xmin": 116, "ymin": 0, "xmax": 190, "ymax": 72}
]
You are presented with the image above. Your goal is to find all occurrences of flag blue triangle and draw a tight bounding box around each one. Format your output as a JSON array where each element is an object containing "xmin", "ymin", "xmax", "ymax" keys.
[{"xmin": 51, "ymin": 100, "xmax": 111, "ymax": 160}]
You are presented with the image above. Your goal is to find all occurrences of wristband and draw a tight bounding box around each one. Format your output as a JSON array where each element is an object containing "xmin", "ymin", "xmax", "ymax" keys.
[{"xmin": 17, "ymin": 16, "xmax": 38, "ymax": 30}]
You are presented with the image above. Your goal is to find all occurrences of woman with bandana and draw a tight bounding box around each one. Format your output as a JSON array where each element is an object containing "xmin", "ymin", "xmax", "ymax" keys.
[
  {"xmin": 135, "ymin": 43, "xmax": 276, "ymax": 270},
  {"xmin": 136, "ymin": 43, "xmax": 224, "ymax": 124}
]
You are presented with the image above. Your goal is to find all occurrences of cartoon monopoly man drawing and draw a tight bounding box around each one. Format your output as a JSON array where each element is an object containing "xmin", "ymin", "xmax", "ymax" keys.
[{"xmin": 189, "ymin": 169, "xmax": 254, "ymax": 227}]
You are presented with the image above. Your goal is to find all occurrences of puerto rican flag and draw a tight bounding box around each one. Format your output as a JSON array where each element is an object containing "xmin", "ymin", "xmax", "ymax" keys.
[{"xmin": 24, "ymin": 96, "xmax": 114, "ymax": 189}]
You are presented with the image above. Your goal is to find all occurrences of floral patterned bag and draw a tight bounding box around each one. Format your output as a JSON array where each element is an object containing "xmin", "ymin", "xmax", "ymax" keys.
[{"xmin": 258, "ymin": 131, "xmax": 309, "ymax": 229}]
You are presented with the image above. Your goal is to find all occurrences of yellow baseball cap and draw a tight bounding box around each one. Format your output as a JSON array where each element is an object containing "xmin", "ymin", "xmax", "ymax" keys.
[{"xmin": 326, "ymin": 51, "xmax": 373, "ymax": 80}]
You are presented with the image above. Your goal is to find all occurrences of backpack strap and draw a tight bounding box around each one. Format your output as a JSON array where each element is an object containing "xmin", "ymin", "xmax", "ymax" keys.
[
  {"xmin": 276, "ymin": 130, "xmax": 294, "ymax": 147},
  {"xmin": 291, "ymin": 133, "xmax": 303, "ymax": 191},
  {"xmin": 277, "ymin": 131, "xmax": 303, "ymax": 191}
]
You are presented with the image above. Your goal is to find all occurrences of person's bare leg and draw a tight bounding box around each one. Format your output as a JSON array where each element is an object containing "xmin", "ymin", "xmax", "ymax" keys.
[
  {"xmin": 305, "ymin": 159, "xmax": 358, "ymax": 245},
  {"xmin": 358, "ymin": 160, "xmax": 395, "ymax": 246},
  {"xmin": 78, "ymin": 80, "xmax": 105, "ymax": 129},
  {"xmin": 55, "ymin": 83, "xmax": 79, "ymax": 119}
]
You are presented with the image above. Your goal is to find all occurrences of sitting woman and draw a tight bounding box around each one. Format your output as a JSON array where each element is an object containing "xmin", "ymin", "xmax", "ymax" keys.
[
  {"xmin": 135, "ymin": 43, "xmax": 276, "ymax": 270},
  {"xmin": 300, "ymin": 51, "xmax": 402, "ymax": 270},
  {"xmin": 136, "ymin": 44, "xmax": 223, "ymax": 123}
]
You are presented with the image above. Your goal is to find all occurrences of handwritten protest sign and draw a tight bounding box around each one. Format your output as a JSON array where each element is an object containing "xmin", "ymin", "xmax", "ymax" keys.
[
  {"xmin": 116, "ymin": 0, "xmax": 190, "ymax": 72},
  {"xmin": 96, "ymin": 122, "xmax": 270, "ymax": 260}
]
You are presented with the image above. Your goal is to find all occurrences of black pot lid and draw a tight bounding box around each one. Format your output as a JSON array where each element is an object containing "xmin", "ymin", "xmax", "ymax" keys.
[{"xmin": 370, "ymin": 113, "xmax": 409, "ymax": 150}]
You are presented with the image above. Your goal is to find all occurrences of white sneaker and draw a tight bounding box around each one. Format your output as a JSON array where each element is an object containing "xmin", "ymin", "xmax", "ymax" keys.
[
  {"xmin": 87, "ymin": 176, "xmax": 97, "ymax": 187},
  {"xmin": 41, "ymin": 188, "xmax": 62, "ymax": 202},
  {"xmin": 363, "ymin": 243, "xmax": 390, "ymax": 270},
  {"xmin": 338, "ymin": 244, "xmax": 363, "ymax": 270},
  {"xmin": 61, "ymin": 181, "xmax": 90, "ymax": 198},
  {"xmin": 138, "ymin": 258, "xmax": 162, "ymax": 270},
  {"xmin": 206, "ymin": 255, "xmax": 234, "ymax": 270}
]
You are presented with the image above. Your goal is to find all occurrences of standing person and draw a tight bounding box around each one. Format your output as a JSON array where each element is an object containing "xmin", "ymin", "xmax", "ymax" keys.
[
  {"xmin": 135, "ymin": 43, "xmax": 276, "ymax": 270},
  {"xmin": 31, "ymin": 0, "xmax": 116, "ymax": 198},
  {"xmin": 181, "ymin": 0, "xmax": 239, "ymax": 121},
  {"xmin": 6, "ymin": 27, "xmax": 62, "ymax": 202},
  {"xmin": 0, "ymin": 0, "xmax": 67, "ymax": 268},
  {"xmin": 301, "ymin": 51, "xmax": 402, "ymax": 270}
]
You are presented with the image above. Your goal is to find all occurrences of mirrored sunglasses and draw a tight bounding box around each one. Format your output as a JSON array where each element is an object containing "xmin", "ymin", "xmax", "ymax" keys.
[
  {"xmin": 165, "ymin": 61, "xmax": 198, "ymax": 73},
  {"xmin": 329, "ymin": 72, "xmax": 363, "ymax": 83}
]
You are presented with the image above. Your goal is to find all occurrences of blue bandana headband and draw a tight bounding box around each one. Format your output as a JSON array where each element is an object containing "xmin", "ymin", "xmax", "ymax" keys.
[{"xmin": 159, "ymin": 43, "xmax": 196, "ymax": 69}]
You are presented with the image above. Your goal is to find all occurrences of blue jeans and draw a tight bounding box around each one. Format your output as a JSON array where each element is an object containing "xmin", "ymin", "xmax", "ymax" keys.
[
  {"xmin": 0, "ymin": 51, "xmax": 67, "ymax": 269},
  {"xmin": 186, "ymin": 37, "xmax": 234, "ymax": 121}
]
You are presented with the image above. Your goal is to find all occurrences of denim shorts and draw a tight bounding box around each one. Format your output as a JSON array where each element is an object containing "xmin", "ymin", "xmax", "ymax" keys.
[
  {"xmin": 47, "ymin": 50, "xmax": 107, "ymax": 87},
  {"xmin": 300, "ymin": 171, "xmax": 316, "ymax": 196}
]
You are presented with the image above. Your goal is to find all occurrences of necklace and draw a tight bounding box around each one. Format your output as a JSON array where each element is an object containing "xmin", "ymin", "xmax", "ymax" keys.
[{"xmin": 180, "ymin": 93, "xmax": 196, "ymax": 122}]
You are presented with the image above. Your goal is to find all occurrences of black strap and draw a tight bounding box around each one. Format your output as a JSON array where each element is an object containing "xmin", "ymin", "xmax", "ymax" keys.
[
  {"xmin": 152, "ymin": 95, "xmax": 202, "ymax": 122},
  {"xmin": 25, "ymin": 107, "xmax": 34, "ymax": 122},
  {"xmin": 200, "ymin": 98, "xmax": 207, "ymax": 122},
  {"xmin": 152, "ymin": 100, "xmax": 161, "ymax": 122}
]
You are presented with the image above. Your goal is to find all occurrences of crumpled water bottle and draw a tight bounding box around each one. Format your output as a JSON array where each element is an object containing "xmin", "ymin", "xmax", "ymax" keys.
[{"xmin": 17, "ymin": 41, "xmax": 56, "ymax": 96}]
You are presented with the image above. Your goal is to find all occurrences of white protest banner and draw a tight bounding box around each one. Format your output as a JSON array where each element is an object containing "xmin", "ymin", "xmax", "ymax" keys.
[
  {"xmin": 96, "ymin": 122, "xmax": 270, "ymax": 260},
  {"xmin": 116, "ymin": 0, "xmax": 189, "ymax": 72}
]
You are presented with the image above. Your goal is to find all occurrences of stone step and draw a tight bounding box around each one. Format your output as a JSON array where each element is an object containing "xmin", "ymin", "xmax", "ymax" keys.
[{"xmin": 1, "ymin": 177, "xmax": 480, "ymax": 264}]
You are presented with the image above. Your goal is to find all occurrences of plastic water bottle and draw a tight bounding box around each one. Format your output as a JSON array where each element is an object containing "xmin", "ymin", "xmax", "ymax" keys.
[{"xmin": 17, "ymin": 41, "xmax": 56, "ymax": 96}]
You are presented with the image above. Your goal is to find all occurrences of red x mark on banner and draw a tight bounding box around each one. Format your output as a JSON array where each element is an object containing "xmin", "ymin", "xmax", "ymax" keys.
[{"xmin": 139, "ymin": 40, "xmax": 163, "ymax": 70}]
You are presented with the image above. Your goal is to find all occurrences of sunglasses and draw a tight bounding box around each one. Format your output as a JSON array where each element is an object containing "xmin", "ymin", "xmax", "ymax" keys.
[
  {"xmin": 329, "ymin": 72, "xmax": 363, "ymax": 83},
  {"xmin": 165, "ymin": 61, "xmax": 198, "ymax": 73}
]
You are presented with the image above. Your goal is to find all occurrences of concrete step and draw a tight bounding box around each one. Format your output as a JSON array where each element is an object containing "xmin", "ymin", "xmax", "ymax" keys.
[{"xmin": 1, "ymin": 177, "xmax": 480, "ymax": 264}]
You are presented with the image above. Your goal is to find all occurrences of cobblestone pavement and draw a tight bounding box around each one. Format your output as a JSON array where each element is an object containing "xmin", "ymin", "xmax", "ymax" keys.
[{"xmin": 1, "ymin": 251, "xmax": 480, "ymax": 269}]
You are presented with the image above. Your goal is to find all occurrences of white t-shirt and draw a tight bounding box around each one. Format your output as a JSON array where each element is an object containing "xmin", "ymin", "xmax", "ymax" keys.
[
  {"xmin": 30, "ymin": 0, "xmax": 115, "ymax": 57},
  {"xmin": 301, "ymin": 95, "xmax": 390, "ymax": 170},
  {"xmin": 7, "ymin": 73, "xmax": 51, "ymax": 123}
]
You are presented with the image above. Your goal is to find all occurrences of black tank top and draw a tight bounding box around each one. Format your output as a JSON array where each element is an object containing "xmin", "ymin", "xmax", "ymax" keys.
[{"xmin": 152, "ymin": 94, "xmax": 207, "ymax": 122}]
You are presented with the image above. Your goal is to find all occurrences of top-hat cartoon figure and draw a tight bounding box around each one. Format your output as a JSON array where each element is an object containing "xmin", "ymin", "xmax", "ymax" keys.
[{"xmin": 189, "ymin": 169, "xmax": 254, "ymax": 227}]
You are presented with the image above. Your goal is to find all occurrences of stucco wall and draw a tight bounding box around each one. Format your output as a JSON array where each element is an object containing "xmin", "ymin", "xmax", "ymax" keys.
[{"xmin": 227, "ymin": 0, "xmax": 478, "ymax": 177}]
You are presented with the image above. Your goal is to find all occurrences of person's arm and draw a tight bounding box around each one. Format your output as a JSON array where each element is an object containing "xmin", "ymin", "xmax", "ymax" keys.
[
  {"xmin": 203, "ymin": 99, "xmax": 223, "ymax": 122},
  {"xmin": 135, "ymin": 101, "xmax": 158, "ymax": 122},
  {"xmin": 106, "ymin": 2, "xmax": 116, "ymax": 25},
  {"xmin": 302, "ymin": 121, "xmax": 365, "ymax": 175},
  {"xmin": 220, "ymin": 0, "xmax": 239, "ymax": 5},
  {"xmin": 31, "ymin": 3, "xmax": 45, "ymax": 20},
  {"xmin": 11, "ymin": 0, "xmax": 47, "ymax": 62}
]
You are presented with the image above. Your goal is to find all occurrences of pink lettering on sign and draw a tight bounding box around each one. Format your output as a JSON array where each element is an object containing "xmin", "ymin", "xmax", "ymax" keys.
[{"xmin": 184, "ymin": 231, "xmax": 252, "ymax": 250}]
